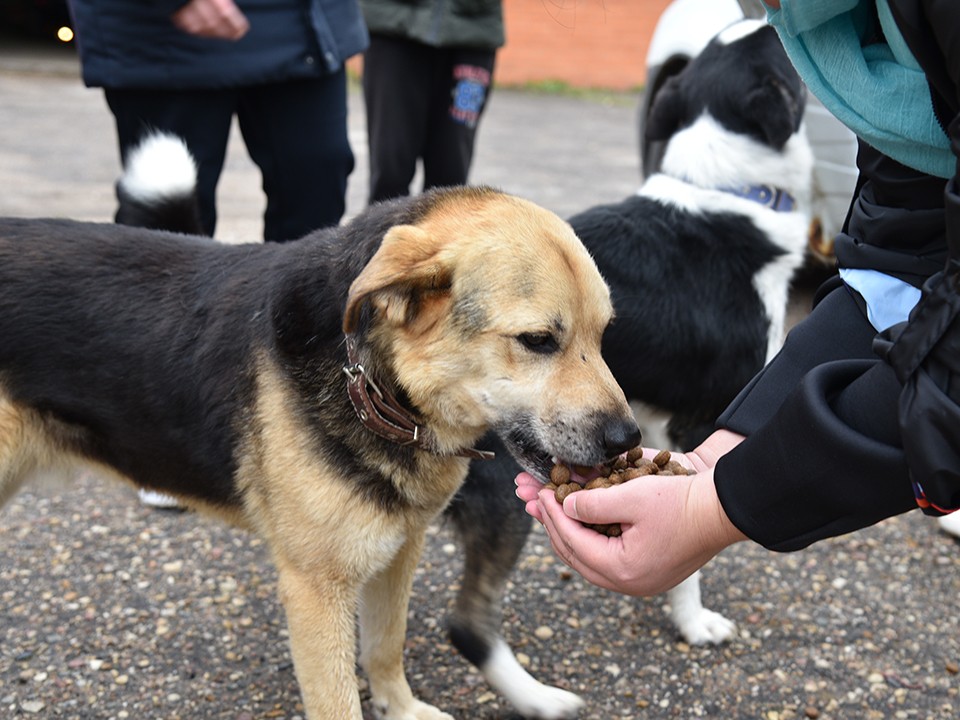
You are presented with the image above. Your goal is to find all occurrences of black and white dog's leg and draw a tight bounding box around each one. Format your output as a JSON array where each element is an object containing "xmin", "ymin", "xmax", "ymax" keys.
[
  {"xmin": 666, "ymin": 572, "xmax": 736, "ymax": 645},
  {"xmin": 630, "ymin": 402, "xmax": 736, "ymax": 646},
  {"xmin": 445, "ymin": 434, "xmax": 584, "ymax": 720}
]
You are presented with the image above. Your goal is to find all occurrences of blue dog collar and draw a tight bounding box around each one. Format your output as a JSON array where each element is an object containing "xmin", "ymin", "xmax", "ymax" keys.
[{"xmin": 722, "ymin": 184, "xmax": 796, "ymax": 212}]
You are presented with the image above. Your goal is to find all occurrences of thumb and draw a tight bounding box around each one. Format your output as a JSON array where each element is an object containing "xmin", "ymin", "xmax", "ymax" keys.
[{"xmin": 563, "ymin": 486, "xmax": 620, "ymax": 524}]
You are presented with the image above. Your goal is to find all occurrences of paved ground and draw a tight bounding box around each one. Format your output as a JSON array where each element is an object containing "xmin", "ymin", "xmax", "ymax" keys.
[{"xmin": 2, "ymin": 36, "xmax": 960, "ymax": 720}]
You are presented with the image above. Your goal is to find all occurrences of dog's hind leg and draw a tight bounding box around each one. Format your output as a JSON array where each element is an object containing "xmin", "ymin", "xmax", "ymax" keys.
[
  {"xmin": 666, "ymin": 571, "xmax": 736, "ymax": 645},
  {"xmin": 359, "ymin": 527, "xmax": 454, "ymax": 720},
  {"xmin": 445, "ymin": 437, "xmax": 584, "ymax": 719}
]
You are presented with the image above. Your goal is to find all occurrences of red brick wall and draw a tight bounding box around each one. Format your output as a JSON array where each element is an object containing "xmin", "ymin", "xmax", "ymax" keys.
[{"xmin": 496, "ymin": 0, "xmax": 672, "ymax": 91}]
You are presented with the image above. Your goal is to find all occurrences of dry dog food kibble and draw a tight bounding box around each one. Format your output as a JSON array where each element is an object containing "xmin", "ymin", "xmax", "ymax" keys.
[{"xmin": 543, "ymin": 447, "xmax": 695, "ymax": 537}]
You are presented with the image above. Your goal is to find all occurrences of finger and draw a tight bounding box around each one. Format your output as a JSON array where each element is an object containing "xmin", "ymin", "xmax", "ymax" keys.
[
  {"xmin": 514, "ymin": 472, "xmax": 541, "ymax": 489},
  {"xmin": 221, "ymin": 5, "xmax": 250, "ymax": 39},
  {"xmin": 173, "ymin": 0, "xmax": 249, "ymax": 40},
  {"xmin": 514, "ymin": 483, "xmax": 540, "ymax": 503},
  {"xmin": 523, "ymin": 498, "xmax": 543, "ymax": 522},
  {"xmin": 207, "ymin": 0, "xmax": 249, "ymax": 38},
  {"xmin": 537, "ymin": 491, "xmax": 623, "ymax": 591},
  {"xmin": 563, "ymin": 483, "xmax": 632, "ymax": 525},
  {"xmin": 171, "ymin": 8, "xmax": 199, "ymax": 35}
]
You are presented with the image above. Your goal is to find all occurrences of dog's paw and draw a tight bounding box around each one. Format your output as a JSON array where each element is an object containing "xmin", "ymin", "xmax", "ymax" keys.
[
  {"xmin": 510, "ymin": 685, "xmax": 585, "ymax": 720},
  {"xmin": 374, "ymin": 698, "xmax": 454, "ymax": 720},
  {"xmin": 481, "ymin": 639, "xmax": 584, "ymax": 719},
  {"xmin": 676, "ymin": 608, "xmax": 737, "ymax": 646},
  {"xmin": 938, "ymin": 513, "xmax": 960, "ymax": 539}
]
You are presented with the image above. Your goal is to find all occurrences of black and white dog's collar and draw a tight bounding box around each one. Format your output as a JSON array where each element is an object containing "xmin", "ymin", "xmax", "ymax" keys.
[{"xmin": 720, "ymin": 183, "xmax": 796, "ymax": 212}]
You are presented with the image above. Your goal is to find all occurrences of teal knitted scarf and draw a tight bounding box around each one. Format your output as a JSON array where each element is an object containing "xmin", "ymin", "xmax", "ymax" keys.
[{"xmin": 766, "ymin": 0, "xmax": 952, "ymax": 179}]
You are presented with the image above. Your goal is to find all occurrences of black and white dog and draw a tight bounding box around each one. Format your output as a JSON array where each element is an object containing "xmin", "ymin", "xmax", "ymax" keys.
[
  {"xmin": 445, "ymin": 19, "xmax": 815, "ymax": 719},
  {"xmin": 114, "ymin": 20, "xmax": 814, "ymax": 720}
]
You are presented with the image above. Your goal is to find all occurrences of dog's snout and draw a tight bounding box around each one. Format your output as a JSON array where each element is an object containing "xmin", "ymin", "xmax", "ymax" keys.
[{"xmin": 603, "ymin": 417, "xmax": 641, "ymax": 459}]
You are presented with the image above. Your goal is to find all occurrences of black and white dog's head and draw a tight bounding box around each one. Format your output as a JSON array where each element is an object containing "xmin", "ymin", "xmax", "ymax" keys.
[
  {"xmin": 645, "ymin": 20, "xmax": 812, "ymax": 204},
  {"xmin": 648, "ymin": 20, "xmax": 805, "ymax": 152}
]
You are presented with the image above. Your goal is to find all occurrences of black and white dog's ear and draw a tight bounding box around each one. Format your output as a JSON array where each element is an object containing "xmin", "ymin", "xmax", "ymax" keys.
[
  {"xmin": 645, "ymin": 76, "xmax": 686, "ymax": 142},
  {"xmin": 744, "ymin": 74, "xmax": 806, "ymax": 151}
]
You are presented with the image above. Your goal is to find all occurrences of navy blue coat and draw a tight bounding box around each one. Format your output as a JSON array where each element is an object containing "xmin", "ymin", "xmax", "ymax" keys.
[{"xmin": 67, "ymin": 0, "xmax": 368, "ymax": 89}]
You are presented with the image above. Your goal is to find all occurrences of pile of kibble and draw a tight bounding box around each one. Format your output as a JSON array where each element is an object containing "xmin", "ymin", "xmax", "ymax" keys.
[{"xmin": 543, "ymin": 447, "xmax": 694, "ymax": 536}]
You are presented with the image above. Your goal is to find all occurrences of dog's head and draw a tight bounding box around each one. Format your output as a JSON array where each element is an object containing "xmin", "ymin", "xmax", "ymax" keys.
[
  {"xmin": 646, "ymin": 21, "xmax": 806, "ymax": 153},
  {"xmin": 343, "ymin": 187, "xmax": 639, "ymax": 481}
]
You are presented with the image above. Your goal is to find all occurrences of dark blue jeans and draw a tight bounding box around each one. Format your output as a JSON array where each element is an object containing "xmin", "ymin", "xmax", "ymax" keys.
[{"xmin": 106, "ymin": 71, "xmax": 354, "ymax": 241}]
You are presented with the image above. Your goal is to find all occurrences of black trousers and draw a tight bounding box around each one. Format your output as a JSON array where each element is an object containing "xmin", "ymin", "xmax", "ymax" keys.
[
  {"xmin": 363, "ymin": 33, "xmax": 495, "ymax": 204},
  {"xmin": 106, "ymin": 71, "xmax": 354, "ymax": 242}
]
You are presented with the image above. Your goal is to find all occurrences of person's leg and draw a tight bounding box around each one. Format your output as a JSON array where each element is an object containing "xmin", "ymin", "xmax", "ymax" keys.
[
  {"xmin": 237, "ymin": 72, "xmax": 354, "ymax": 241},
  {"xmin": 104, "ymin": 88, "xmax": 235, "ymax": 236},
  {"xmin": 422, "ymin": 47, "xmax": 496, "ymax": 191},
  {"xmin": 363, "ymin": 34, "xmax": 433, "ymax": 204}
]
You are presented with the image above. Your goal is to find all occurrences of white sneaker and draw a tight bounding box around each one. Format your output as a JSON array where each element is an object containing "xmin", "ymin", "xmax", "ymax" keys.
[
  {"xmin": 138, "ymin": 488, "xmax": 183, "ymax": 510},
  {"xmin": 937, "ymin": 512, "xmax": 960, "ymax": 538}
]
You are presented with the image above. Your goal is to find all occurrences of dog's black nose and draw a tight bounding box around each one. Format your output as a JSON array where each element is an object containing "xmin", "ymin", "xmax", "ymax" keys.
[{"xmin": 603, "ymin": 418, "xmax": 642, "ymax": 458}]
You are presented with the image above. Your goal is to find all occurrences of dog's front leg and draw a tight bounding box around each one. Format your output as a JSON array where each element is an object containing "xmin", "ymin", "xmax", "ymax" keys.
[
  {"xmin": 275, "ymin": 556, "xmax": 364, "ymax": 720},
  {"xmin": 667, "ymin": 570, "xmax": 736, "ymax": 645},
  {"xmin": 359, "ymin": 527, "xmax": 454, "ymax": 720}
]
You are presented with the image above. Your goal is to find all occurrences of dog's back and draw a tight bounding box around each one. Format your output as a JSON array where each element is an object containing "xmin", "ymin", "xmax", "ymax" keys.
[{"xmin": 0, "ymin": 218, "xmax": 270, "ymax": 506}]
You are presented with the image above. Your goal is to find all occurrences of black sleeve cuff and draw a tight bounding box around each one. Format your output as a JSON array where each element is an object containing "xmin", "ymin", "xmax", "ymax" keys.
[{"xmin": 715, "ymin": 359, "xmax": 916, "ymax": 551}]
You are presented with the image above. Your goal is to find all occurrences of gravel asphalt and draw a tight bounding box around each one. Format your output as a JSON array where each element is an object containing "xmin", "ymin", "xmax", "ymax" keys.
[{"xmin": 2, "ymin": 34, "xmax": 959, "ymax": 720}]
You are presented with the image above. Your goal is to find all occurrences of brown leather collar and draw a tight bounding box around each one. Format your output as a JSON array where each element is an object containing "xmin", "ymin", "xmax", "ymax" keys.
[{"xmin": 342, "ymin": 334, "xmax": 494, "ymax": 461}]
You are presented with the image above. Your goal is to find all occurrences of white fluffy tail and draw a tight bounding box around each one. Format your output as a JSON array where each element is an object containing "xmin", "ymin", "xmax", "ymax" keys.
[
  {"xmin": 115, "ymin": 132, "xmax": 204, "ymax": 235},
  {"xmin": 119, "ymin": 132, "xmax": 197, "ymax": 202}
]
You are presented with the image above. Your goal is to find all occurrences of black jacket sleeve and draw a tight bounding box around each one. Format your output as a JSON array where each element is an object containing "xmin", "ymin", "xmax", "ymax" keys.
[{"xmin": 714, "ymin": 283, "xmax": 916, "ymax": 551}]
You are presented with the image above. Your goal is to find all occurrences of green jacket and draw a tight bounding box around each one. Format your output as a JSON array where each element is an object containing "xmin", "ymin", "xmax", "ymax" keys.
[{"xmin": 359, "ymin": 0, "xmax": 504, "ymax": 49}]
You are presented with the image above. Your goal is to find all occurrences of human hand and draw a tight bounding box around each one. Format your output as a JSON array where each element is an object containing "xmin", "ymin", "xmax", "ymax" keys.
[
  {"xmin": 514, "ymin": 429, "xmax": 748, "ymax": 596},
  {"xmin": 172, "ymin": 0, "xmax": 250, "ymax": 40}
]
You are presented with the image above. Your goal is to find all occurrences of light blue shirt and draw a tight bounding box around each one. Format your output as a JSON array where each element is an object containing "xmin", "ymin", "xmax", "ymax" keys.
[{"xmin": 839, "ymin": 268, "xmax": 922, "ymax": 331}]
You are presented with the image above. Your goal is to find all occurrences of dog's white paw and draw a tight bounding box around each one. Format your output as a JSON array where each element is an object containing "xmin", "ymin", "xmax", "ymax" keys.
[
  {"xmin": 481, "ymin": 638, "xmax": 584, "ymax": 719},
  {"xmin": 676, "ymin": 607, "xmax": 737, "ymax": 646},
  {"xmin": 667, "ymin": 572, "xmax": 736, "ymax": 646},
  {"xmin": 374, "ymin": 698, "xmax": 454, "ymax": 720},
  {"xmin": 510, "ymin": 684, "xmax": 585, "ymax": 720},
  {"xmin": 938, "ymin": 513, "xmax": 960, "ymax": 538}
]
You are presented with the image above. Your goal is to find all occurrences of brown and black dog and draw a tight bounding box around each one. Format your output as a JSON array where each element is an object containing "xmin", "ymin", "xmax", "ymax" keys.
[{"xmin": 0, "ymin": 181, "xmax": 638, "ymax": 720}]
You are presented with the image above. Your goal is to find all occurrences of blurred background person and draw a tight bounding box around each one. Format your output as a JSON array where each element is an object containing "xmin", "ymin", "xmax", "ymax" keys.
[
  {"xmin": 68, "ymin": 0, "xmax": 368, "ymax": 242},
  {"xmin": 359, "ymin": 0, "xmax": 503, "ymax": 203}
]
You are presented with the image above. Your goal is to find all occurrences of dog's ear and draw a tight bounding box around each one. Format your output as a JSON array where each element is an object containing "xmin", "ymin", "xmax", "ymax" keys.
[
  {"xmin": 644, "ymin": 76, "xmax": 685, "ymax": 142},
  {"xmin": 343, "ymin": 224, "xmax": 452, "ymax": 334},
  {"xmin": 744, "ymin": 75, "xmax": 805, "ymax": 151}
]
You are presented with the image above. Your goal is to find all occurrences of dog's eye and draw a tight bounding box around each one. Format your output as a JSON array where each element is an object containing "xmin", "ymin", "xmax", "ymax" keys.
[{"xmin": 517, "ymin": 332, "xmax": 559, "ymax": 354}]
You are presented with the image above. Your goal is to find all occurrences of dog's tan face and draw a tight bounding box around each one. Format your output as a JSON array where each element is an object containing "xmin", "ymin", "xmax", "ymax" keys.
[{"xmin": 345, "ymin": 188, "xmax": 638, "ymax": 480}]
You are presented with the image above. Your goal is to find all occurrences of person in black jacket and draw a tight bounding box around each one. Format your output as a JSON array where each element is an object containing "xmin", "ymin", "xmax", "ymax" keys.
[
  {"xmin": 67, "ymin": 0, "xmax": 368, "ymax": 241},
  {"xmin": 516, "ymin": 0, "xmax": 960, "ymax": 596}
]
